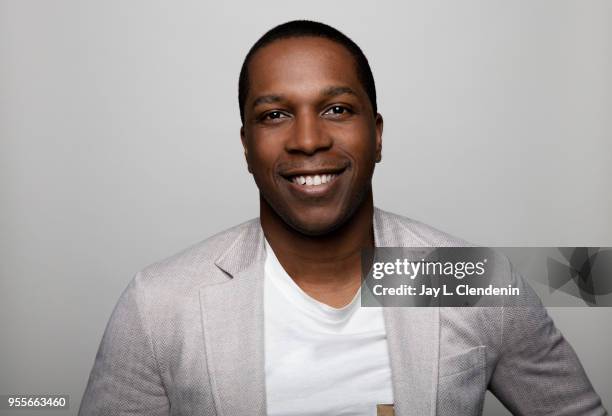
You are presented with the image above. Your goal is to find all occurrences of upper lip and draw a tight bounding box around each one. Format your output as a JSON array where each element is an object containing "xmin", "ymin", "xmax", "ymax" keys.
[{"xmin": 279, "ymin": 164, "xmax": 349, "ymax": 179}]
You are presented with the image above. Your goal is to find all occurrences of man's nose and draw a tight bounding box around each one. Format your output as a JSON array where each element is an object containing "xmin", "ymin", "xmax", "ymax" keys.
[{"xmin": 285, "ymin": 112, "xmax": 333, "ymax": 155}]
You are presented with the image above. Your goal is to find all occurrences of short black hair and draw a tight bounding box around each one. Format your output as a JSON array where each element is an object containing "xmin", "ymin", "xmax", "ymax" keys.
[{"xmin": 238, "ymin": 20, "xmax": 377, "ymax": 123}]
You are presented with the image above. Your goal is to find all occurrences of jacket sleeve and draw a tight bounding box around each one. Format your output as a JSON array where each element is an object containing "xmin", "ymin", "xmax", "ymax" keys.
[
  {"xmin": 489, "ymin": 266, "xmax": 607, "ymax": 415},
  {"xmin": 79, "ymin": 274, "xmax": 170, "ymax": 415}
]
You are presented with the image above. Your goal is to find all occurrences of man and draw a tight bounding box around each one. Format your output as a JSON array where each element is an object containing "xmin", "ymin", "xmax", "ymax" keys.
[{"xmin": 80, "ymin": 20, "xmax": 606, "ymax": 415}]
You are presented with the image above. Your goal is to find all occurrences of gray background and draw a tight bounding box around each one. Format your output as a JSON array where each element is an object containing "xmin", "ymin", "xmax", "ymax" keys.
[{"xmin": 1, "ymin": 0, "xmax": 610, "ymax": 414}]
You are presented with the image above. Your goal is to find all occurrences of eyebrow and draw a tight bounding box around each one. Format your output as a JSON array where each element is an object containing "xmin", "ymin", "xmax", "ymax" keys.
[
  {"xmin": 321, "ymin": 86, "xmax": 357, "ymax": 98},
  {"xmin": 252, "ymin": 94, "xmax": 283, "ymax": 108},
  {"xmin": 251, "ymin": 86, "xmax": 358, "ymax": 109}
]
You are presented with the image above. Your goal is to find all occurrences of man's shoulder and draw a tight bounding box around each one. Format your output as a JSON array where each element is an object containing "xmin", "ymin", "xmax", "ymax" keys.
[
  {"xmin": 135, "ymin": 218, "xmax": 260, "ymax": 290},
  {"xmin": 374, "ymin": 207, "xmax": 469, "ymax": 247}
]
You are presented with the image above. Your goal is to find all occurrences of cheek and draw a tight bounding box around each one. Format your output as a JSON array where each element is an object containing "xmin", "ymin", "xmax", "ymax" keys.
[
  {"xmin": 248, "ymin": 145, "xmax": 287, "ymax": 198},
  {"xmin": 340, "ymin": 125, "xmax": 378, "ymax": 169},
  {"xmin": 248, "ymin": 137, "xmax": 280, "ymax": 175}
]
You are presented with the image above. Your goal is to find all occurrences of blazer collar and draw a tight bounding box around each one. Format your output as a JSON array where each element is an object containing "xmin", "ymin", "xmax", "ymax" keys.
[
  {"xmin": 202, "ymin": 208, "xmax": 439, "ymax": 416},
  {"xmin": 214, "ymin": 218, "xmax": 266, "ymax": 277}
]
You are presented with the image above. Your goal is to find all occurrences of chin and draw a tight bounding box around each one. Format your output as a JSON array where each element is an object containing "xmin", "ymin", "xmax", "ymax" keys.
[{"xmin": 283, "ymin": 207, "xmax": 350, "ymax": 237}]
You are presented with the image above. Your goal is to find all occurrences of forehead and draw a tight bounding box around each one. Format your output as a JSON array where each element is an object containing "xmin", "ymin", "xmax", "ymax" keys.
[{"xmin": 246, "ymin": 37, "xmax": 364, "ymax": 101}]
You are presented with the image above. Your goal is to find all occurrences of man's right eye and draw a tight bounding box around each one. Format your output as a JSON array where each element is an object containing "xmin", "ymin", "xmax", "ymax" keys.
[{"xmin": 262, "ymin": 111, "xmax": 288, "ymax": 122}]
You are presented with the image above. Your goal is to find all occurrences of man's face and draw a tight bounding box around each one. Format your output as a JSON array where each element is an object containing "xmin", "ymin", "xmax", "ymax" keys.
[{"xmin": 241, "ymin": 36, "xmax": 383, "ymax": 236}]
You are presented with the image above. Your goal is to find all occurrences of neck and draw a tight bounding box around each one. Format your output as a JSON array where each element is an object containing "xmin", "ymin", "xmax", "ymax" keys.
[{"xmin": 260, "ymin": 193, "xmax": 374, "ymax": 307}]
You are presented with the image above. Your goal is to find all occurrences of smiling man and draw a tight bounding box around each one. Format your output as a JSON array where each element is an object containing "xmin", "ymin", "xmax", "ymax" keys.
[{"xmin": 80, "ymin": 20, "xmax": 606, "ymax": 416}]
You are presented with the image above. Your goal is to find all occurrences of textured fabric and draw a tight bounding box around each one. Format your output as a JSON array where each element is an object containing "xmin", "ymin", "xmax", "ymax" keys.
[
  {"xmin": 79, "ymin": 207, "xmax": 608, "ymax": 416},
  {"xmin": 263, "ymin": 240, "xmax": 394, "ymax": 415}
]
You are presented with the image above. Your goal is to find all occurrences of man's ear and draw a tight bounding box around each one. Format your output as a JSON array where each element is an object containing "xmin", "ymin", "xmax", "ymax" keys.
[
  {"xmin": 240, "ymin": 126, "xmax": 252, "ymax": 173},
  {"xmin": 375, "ymin": 113, "xmax": 383, "ymax": 163}
]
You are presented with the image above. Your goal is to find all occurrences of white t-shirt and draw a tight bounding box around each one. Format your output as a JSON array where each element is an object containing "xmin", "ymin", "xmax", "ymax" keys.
[{"xmin": 264, "ymin": 241, "xmax": 394, "ymax": 416}]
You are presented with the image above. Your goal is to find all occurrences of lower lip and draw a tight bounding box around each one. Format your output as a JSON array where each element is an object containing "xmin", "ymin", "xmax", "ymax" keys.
[{"xmin": 283, "ymin": 172, "xmax": 344, "ymax": 198}]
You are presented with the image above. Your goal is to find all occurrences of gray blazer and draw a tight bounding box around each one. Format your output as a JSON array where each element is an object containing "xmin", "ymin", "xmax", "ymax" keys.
[{"xmin": 80, "ymin": 208, "xmax": 606, "ymax": 415}]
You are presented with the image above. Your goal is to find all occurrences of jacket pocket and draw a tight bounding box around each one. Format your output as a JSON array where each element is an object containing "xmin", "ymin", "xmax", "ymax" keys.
[{"xmin": 437, "ymin": 346, "xmax": 486, "ymax": 416}]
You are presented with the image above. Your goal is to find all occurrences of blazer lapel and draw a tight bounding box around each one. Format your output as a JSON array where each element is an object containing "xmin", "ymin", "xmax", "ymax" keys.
[
  {"xmin": 199, "ymin": 221, "xmax": 267, "ymax": 416},
  {"xmin": 374, "ymin": 208, "xmax": 440, "ymax": 416},
  {"xmin": 383, "ymin": 307, "xmax": 440, "ymax": 416}
]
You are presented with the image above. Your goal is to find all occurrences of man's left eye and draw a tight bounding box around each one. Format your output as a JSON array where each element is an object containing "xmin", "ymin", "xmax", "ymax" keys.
[{"xmin": 323, "ymin": 106, "xmax": 351, "ymax": 116}]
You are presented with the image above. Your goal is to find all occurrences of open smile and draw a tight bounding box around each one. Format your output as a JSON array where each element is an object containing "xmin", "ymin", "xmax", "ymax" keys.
[
  {"xmin": 289, "ymin": 172, "xmax": 339, "ymax": 186},
  {"xmin": 279, "ymin": 166, "xmax": 348, "ymax": 196}
]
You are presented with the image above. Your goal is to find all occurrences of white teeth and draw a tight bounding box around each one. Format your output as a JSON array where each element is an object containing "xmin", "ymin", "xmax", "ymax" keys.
[{"xmin": 292, "ymin": 173, "xmax": 338, "ymax": 186}]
